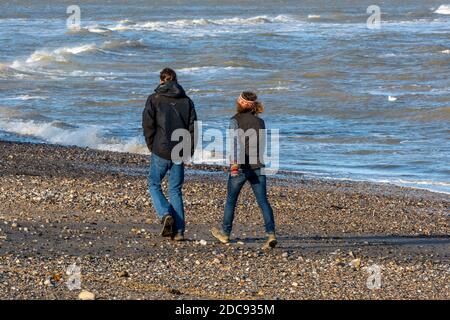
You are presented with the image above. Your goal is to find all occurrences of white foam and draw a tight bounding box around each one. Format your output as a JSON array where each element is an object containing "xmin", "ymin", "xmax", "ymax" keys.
[
  {"xmin": 94, "ymin": 76, "xmax": 118, "ymax": 81},
  {"xmin": 288, "ymin": 170, "xmax": 450, "ymax": 195},
  {"xmin": 67, "ymin": 25, "xmax": 112, "ymax": 34},
  {"xmin": 96, "ymin": 137, "xmax": 149, "ymax": 154},
  {"xmin": 213, "ymin": 15, "xmax": 292, "ymax": 25},
  {"xmin": 178, "ymin": 66, "xmax": 243, "ymax": 74},
  {"xmin": 11, "ymin": 43, "xmax": 97, "ymax": 71},
  {"xmin": 109, "ymin": 24, "xmax": 131, "ymax": 31},
  {"xmin": 24, "ymin": 51, "xmax": 67, "ymax": 64},
  {"xmin": 441, "ymin": 49, "xmax": 450, "ymax": 54},
  {"xmin": 87, "ymin": 25, "xmax": 112, "ymax": 33},
  {"xmin": 393, "ymin": 179, "xmax": 450, "ymax": 188},
  {"xmin": 6, "ymin": 95, "xmax": 47, "ymax": 101},
  {"xmin": 60, "ymin": 44, "xmax": 97, "ymax": 55},
  {"xmin": 0, "ymin": 119, "xmax": 99, "ymax": 146},
  {"xmin": 108, "ymin": 15, "xmax": 293, "ymax": 32},
  {"xmin": 69, "ymin": 70, "xmax": 99, "ymax": 77},
  {"xmin": 308, "ymin": 14, "xmax": 321, "ymax": 19},
  {"xmin": 33, "ymin": 44, "xmax": 96, "ymax": 61},
  {"xmin": 118, "ymin": 19, "xmax": 134, "ymax": 24},
  {"xmin": 267, "ymin": 86, "xmax": 290, "ymax": 91},
  {"xmin": 364, "ymin": 178, "xmax": 450, "ymax": 195},
  {"xmin": 380, "ymin": 53, "xmax": 398, "ymax": 58},
  {"xmin": 13, "ymin": 41, "xmax": 144, "ymax": 69},
  {"xmin": 0, "ymin": 119, "xmax": 148, "ymax": 155},
  {"xmin": 434, "ymin": 4, "xmax": 450, "ymax": 14},
  {"xmin": 9, "ymin": 40, "xmax": 143, "ymax": 76},
  {"xmin": 378, "ymin": 178, "xmax": 450, "ymax": 195}
]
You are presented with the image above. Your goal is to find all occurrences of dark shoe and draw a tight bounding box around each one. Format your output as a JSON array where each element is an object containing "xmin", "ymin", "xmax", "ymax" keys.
[
  {"xmin": 211, "ymin": 227, "xmax": 230, "ymax": 244},
  {"xmin": 262, "ymin": 233, "xmax": 277, "ymax": 250},
  {"xmin": 160, "ymin": 214, "xmax": 174, "ymax": 237},
  {"xmin": 172, "ymin": 232, "xmax": 185, "ymax": 242}
]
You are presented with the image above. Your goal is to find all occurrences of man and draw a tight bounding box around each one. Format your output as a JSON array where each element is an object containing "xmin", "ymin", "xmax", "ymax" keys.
[{"xmin": 142, "ymin": 68, "xmax": 197, "ymax": 241}]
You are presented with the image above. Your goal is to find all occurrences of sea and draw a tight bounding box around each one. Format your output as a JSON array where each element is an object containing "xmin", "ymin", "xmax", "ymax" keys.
[{"xmin": 0, "ymin": 0, "xmax": 449, "ymax": 193}]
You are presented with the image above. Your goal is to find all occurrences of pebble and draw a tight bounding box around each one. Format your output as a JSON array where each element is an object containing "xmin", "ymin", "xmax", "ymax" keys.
[
  {"xmin": 0, "ymin": 141, "xmax": 448, "ymax": 300},
  {"xmin": 350, "ymin": 258, "xmax": 361, "ymax": 270},
  {"xmin": 79, "ymin": 291, "xmax": 96, "ymax": 300}
]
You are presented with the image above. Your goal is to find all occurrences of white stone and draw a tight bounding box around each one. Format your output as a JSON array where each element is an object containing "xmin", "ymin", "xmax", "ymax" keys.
[{"xmin": 78, "ymin": 291, "xmax": 96, "ymax": 300}]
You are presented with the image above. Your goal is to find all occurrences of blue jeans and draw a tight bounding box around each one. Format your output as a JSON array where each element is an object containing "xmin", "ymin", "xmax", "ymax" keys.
[
  {"xmin": 222, "ymin": 168, "xmax": 275, "ymax": 235},
  {"xmin": 148, "ymin": 153, "xmax": 185, "ymax": 234}
]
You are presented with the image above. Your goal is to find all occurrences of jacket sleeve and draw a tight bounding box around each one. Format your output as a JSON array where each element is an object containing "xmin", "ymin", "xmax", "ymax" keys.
[
  {"xmin": 142, "ymin": 96, "xmax": 156, "ymax": 152},
  {"xmin": 229, "ymin": 118, "xmax": 239, "ymax": 165},
  {"xmin": 188, "ymin": 99, "xmax": 198, "ymax": 157}
]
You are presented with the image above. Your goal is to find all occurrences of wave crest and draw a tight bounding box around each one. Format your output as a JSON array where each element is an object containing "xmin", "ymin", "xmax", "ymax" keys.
[
  {"xmin": 11, "ymin": 44, "xmax": 97, "ymax": 68},
  {"xmin": 434, "ymin": 4, "xmax": 450, "ymax": 14},
  {"xmin": 9, "ymin": 40, "xmax": 146, "ymax": 74},
  {"xmin": 67, "ymin": 25, "xmax": 112, "ymax": 35},
  {"xmin": 109, "ymin": 15, "xmax": 293, "ymax": 31},
  {"xmin": 0, "ymin": 119, "xmax": 148, "ymax": 154}
]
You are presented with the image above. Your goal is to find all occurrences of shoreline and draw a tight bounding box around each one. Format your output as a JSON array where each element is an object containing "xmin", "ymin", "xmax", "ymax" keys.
[
  {"xmin": 0, "ymin": 140, "xmax": 449, "ymax": 299},
  {"xmin": 2, "ymin": 138, "xmax": 449, "ymax": 196}
]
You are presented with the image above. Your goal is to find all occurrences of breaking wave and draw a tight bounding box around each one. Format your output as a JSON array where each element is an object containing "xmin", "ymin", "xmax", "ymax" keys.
[
  {"xmin": 68, "ymin": 25, "xmax": 112, "ymax": 34},
  {"xmin": 9, "ymin": 40, "xmax": 147, "ymax": 74},
  {"xmin": 10, "ymin": 43, "xmax": 97, "ymax": 69},
  {"xmin": 0, "ymin": 119, "xmax": 148, "ymax": 154},
  {"xmin": 108, "ymin": 15, "xmax": 293, "ymax": 31},
  {"xmin": 434, "ymin": 4, "xmax": 450, "ymax": 14},
  {"xmin": 6, "ymin": 95, "xmax": 48, "ymax": 101}
]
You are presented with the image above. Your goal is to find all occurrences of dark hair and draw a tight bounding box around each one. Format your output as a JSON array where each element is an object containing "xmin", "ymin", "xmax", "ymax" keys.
[
  {"xmin": 160, "ymin": 68, "xmax": 177, "ymax": 83},
  {"xmin": 236, "ymin": 91, "xmax": 264, "ymax": 114}
]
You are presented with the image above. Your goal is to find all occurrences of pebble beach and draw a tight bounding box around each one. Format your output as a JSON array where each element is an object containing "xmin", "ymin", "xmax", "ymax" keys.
[{"xmin": 0, "ymin": 140, "xmax": 449, "ymax": 300}]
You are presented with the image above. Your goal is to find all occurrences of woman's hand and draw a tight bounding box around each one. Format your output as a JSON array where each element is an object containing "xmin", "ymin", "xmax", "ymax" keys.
[{"xmin": 230, "ymin": 164, "xmax": 239, "ymax": 177}]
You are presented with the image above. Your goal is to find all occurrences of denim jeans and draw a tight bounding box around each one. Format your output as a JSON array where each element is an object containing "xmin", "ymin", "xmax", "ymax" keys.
[
  {"xmin": 148, "ymin": 153, "xmax": 185, "ymax": 233},
  {"xmin": 222, "ymin": 168, "xmax": 275, "ymax": 235}
]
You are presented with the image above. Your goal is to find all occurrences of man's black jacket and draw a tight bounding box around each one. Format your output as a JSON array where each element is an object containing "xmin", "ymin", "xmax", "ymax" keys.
[{"xmin": 142, "ymin": 81, "xmax": 197, "ymax": 160}]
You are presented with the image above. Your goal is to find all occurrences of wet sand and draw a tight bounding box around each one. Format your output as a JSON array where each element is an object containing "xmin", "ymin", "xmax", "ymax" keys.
[{"xmin": 0, "ymin": 140, "xmax": 449, "ymax": 299}]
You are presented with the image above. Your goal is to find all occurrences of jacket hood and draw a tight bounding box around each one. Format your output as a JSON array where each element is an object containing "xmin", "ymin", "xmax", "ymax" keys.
[{"xmin": 154, "ymin": 81, "xmax": 186, "ymax": 98}]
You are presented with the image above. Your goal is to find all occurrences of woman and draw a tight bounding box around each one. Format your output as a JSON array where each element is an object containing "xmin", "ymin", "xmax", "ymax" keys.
[{"xmin": 211, "ymin": 91, "xmax": 277, "ymax": 250}]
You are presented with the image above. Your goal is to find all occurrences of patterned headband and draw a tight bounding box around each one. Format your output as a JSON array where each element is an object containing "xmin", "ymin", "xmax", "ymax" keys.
[{"xmin": 237, "ymin": 93, "xmax": 256, "ymax": 109}]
